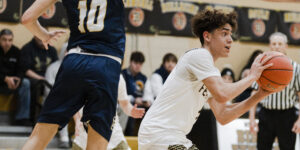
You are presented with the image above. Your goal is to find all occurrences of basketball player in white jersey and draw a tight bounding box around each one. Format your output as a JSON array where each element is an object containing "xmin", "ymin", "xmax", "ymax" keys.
[{"xmin": 138, "ymin": 9, "xmax": 275, "ymax": 150}]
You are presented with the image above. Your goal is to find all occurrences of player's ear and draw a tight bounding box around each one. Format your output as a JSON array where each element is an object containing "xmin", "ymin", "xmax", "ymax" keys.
[{"xmin": 203, "ymin": 31, "xmax": 211, "ymax": 43}]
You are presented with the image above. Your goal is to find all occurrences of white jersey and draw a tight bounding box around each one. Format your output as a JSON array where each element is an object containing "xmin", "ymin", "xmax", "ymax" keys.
[
  {"xmin": 73, "ymin": 74, "xmax": 130, "ymax": 150},
  {"xmin": 138, "ymin": 48, "xmax": 220, "ymax": 150}
]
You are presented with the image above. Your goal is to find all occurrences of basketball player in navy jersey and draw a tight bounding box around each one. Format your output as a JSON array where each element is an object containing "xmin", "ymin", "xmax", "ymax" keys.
[{"xmin": 21, "ymin": 0, "xmax": 125, "ymax": 150}]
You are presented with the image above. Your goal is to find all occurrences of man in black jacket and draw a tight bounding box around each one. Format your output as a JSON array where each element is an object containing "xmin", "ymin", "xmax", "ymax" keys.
[
  {"xmin": 0, "ymin": 29, "xmax": 31, "ymax": 126},
  {"xmin": 21, "ymin": 36, "xmax": 58, "ymax": 122}
]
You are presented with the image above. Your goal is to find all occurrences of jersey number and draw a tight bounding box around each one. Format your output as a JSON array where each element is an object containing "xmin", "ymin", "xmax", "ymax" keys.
[{"xmin": 78, "ymin": 0, "xmax": 107, "ymax": 33}]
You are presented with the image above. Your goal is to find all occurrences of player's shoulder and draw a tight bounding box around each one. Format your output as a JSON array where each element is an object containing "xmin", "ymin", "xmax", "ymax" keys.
[
  {"xmin": 183, "ymin": 48, "xmax": 213, "ymax": 62},
  {"xmin": 184, "ymin": 48, "xmax": 211, "ymax": 57}
]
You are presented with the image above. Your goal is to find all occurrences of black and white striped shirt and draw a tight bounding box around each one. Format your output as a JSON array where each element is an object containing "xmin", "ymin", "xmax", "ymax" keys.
[{"xmin": 252, "ymin": 61, "xmax": 300, "ymax": 110}]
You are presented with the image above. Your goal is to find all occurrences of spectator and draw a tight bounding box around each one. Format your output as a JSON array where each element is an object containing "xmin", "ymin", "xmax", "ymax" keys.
[
  {"xmin": 0, "ymin": 29, "xmax": 31, "ymax": 126},
  {"xmin": 187, "ymin": 67, "xmax": 235, "ymax": 150},
  {"xmin": 43, "ymin": 43, "xmax": 69, "ymax": 148},
  {"xmin": 143, "ymin": 53, "xmax": 177, "ymax": 103},
  {"xmin": 249, "ymin": 32, "xmax": 300, "ymax": 150},
  {"xmin": 122, "ymin": 51, "xmax": 147, "ymax": 136},
  {"xmin": 21, "ymin": 36, "xmax": 58, "ymax": 122},
  {"xmin": 221, "ymin": 67, "xmax": 235, "ymax": 83}
]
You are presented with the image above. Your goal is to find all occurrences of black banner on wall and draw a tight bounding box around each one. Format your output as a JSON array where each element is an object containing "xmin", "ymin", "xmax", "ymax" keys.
[
  {"xmin": 277, "ymin": 11, "xmax": 300, "ymax": 45},
  {"xmin": 23, "ymin": 0, "xmax": 68, "ymax": 27},
  {"xmin": 124, "ymin": 0, "xmax": 157, "ymax": 34},
  {"xmin": 156, "ymin": 0, "xmax": 199, "ymax": 37},
  {"xmin": 0, "ymin": 0, "xmax": 21, "ymax": 22},
  {"xmin": 238, "ymin": 7, "xmax": 277, "ymax": 43}
]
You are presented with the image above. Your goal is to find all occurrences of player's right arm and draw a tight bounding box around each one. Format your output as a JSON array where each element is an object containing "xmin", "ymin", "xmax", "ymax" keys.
[
  {"xmin": 208, "ymin": 88, "xmax": 272, "ymax": 125},
  {"xmin": 203, "ymin": 53, "xmax": 273, "ymax": 103},
  {"xmin": 21, "ymin": 0, "xmax": 65, "ymax": 49}
]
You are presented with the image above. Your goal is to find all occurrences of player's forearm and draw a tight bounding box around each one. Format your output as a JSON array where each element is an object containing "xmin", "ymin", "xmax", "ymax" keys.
[
  {"xmin": 210, "ymin": 90, "xmax": 266, "ymax": 125},
  {"xmin": 119, "ymin": 100, "xmax": 132, "ymax": 116},
  {"xmin": 206, "ymin": 75, "xmax": 256, "ymax": 103},
  {"xmin": 22, "ymin": 21, "xmax": 49, "ymax": 41},
  {"xmin": 222, "ymin": 75, "xmax": 256, "ymax": 102},
  {"xmin": 22, "ymin": 0, "xmax": 57, "ymax": 40}
]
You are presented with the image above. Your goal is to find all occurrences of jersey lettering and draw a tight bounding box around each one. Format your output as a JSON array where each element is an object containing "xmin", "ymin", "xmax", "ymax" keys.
[
  {"xmin": 198, "ymin": 84, "xmax": 208, "ymax": 98},
  {"xmin": 78, "ymin": 0, "xmax": 107, "ymax": 33}
]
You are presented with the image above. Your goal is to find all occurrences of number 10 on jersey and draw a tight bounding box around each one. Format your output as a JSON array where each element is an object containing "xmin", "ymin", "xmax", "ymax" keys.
[{"xmin": 78, "ymin": 0, "xmax": 107, "ymax": 33}]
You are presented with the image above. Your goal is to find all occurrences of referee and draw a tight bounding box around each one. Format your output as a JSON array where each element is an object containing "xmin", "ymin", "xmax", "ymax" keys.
[{"xmin": 249, "ymin": 32, "xmax": 300, "ymax": 150}]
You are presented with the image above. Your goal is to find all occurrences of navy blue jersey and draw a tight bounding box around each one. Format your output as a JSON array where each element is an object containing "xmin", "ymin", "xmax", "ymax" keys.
[{"xmin": 62, "ymin": 0, "xmax": 125, "ymax": 59}]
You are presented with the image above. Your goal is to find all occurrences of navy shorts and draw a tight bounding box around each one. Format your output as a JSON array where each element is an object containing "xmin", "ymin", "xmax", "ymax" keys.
[{"xmin": 38, "ymin": 53, "xmax": 121, "ymax": 141}]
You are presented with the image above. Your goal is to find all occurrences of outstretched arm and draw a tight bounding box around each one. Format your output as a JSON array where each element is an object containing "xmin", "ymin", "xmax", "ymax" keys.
[
  {"xmin": 22, "ymin": 0, "xmax": 65, "ymax": 49},
  {"xmin": 208, "ymin": 88, "xmax": 271, "ymax": 125}
]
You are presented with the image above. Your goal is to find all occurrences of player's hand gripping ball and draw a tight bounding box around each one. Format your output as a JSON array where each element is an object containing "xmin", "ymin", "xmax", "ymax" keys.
[{"xmin": 257, "ymin": 51, "xmax": 293, "ymax": 92}]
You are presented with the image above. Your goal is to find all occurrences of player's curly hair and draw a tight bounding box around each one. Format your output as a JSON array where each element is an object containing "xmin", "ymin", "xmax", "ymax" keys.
[{"xmin": 191, "ymin": 9, "xmax": 237, "ymax": 45}]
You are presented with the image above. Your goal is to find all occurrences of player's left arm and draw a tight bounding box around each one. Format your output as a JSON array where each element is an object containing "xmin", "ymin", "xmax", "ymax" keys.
[
  {"xmin": 208, "ymin": 87, "xmax": 271, "ymax": 125},
  {"xmin": 22, "ymin": 0, "xmax": 65, "ymax": 49},
  {"xmin": 292, "ymin": 92, "xmax": 300, "ymax": 133}
]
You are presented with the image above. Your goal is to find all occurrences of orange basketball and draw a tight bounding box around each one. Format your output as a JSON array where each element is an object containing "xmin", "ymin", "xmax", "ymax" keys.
[{"xmin": 257, "ymin": 51, "xmax": 293, "ymax": 92}]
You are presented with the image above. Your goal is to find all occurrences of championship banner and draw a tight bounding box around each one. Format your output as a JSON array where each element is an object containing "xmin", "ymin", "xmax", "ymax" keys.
[
  {"xmin": 0, "ymin": 0, "xmax": 21, "ymax": 22},
  {"xmin": 156, "ymin": 0, "xmax": 199, "ymax": 37},
  {"xmin": 124, "ymin": 0, "xmax": 157, "ymax": 34},
  {"xmin": 277, "ymin": 11, "xmax": 300, "ymax": 45},
  {"xmin": 198, "ymin": 3, "xmax": 239, "ymax": 40},
  {"xmin": 238, "ymin": 7, "xmax": 277, "ymax": 43},
  {"xmin": 22, "ymin": 0, "xmax": 68, "ymax": 27}
]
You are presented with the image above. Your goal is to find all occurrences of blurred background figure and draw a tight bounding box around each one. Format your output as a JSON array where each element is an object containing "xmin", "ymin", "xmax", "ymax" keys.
[
  {"xmin": 21, "ymin": 36, "xmax": 58, "ymax": 123},
  {"xmin": 0, "ymin": 29, "xmax": 31, "ymax": 126},
  {"xmin": 122, "ymin": 51, "xmax": 147, "ymax": 136},
  {"xmin": 221, "ymin": 67, "xmax": 235, "ymax": 83},
  {"xmin": 249, "ymin": 32, "xmax": 300, "ymax": 150},
  {"xmin": 143, "ymin": 53, "xmax": 178, "ymax": 104}
]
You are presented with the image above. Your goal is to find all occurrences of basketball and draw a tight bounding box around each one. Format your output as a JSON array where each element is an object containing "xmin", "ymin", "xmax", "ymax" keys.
[{"xmin": 257, "ymin": 51, "xmax": 293, "ymax": 92}]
